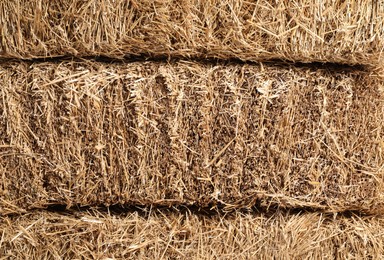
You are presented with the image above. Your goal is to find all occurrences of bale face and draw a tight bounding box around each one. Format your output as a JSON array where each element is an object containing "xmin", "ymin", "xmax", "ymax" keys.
[
  {"xmin": 1, "ymin": 209, "xmax": 384, "ymax": 259},
  {"xmin": 0, "ymin": 0, "xmax": 383, "ymax": 65},
  {"xmin": 0, "ymin": 62, "xmax": 139, "ymax": 213},
  {"xmin": 1, "ymin": 61, "xmax": 383, "ymax": 214}
]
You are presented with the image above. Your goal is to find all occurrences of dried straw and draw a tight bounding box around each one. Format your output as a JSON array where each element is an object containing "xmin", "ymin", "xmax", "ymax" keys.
[
  {"xmin": 1, "ymin": 208, "xmax": 384, "ymax": 259},
  {"xmin": 1, "ymin": 60, "xmax": 383, "ymax": 215},
  {"xmin": 0, "ymin": 0, "xmax": 383, "ymax": 65}
]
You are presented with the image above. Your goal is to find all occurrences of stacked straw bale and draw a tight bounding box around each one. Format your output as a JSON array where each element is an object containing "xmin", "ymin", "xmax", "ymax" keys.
[
  {"xmin": 1, "ymin": 1, "xmax": 384, "ymax": 258},
  {"xmin": 0, "ymin": 0, "xmax": 383, "ymax": 65},
  {"xmin": 1, "ymin": 61, "xmax": 383, "ymax": 215},
  {"xmin": 1, "ymin": 209, "xmax": 384, "ymax": 259}
]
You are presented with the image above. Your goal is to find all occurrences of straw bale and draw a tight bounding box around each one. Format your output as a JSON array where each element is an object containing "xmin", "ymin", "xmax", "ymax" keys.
[
  {"xmin": 0, "ymin": 0, "xmax": 383, "ymax": 65},
  {"xmin": 1, "ymin": 60, "xmax": 383, "ymax": 215},
  {"xmin": 1, "ymin": 208, "xmax": 384, "ymax": 259}
]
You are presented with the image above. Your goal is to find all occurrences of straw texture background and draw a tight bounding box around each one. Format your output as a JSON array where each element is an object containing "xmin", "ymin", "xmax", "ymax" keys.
[
  {"xmin": 1, "ymin": 1, "xmax": 384, "ymax": 259},
  {"xmin": 1, "ymin": 61, "xmax": 383, "ymax": 215},
  {"xmin": 0, "ymin": 0, "xmax": 383, "ymax": 65},
  {"xmin": 1, "ymin": 209, "xmax": 384, "ymax": 259}
]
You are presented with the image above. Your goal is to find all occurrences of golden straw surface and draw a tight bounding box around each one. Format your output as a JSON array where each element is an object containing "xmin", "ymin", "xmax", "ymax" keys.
[
  {"xmin": 1, "ymin": 209, "xmax": 384, "ymax": 259},
  {"xmin": 1, "ymin": 61, "xmax": 383, "ymax": 215},
  {"xmin": 0, "ymin": 0, "xmax": 383, "ymax": 65}
]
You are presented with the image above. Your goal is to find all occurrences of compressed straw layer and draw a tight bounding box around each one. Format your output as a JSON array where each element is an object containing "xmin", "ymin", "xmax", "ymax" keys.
[
  {"xmin": 1, "ymin": 209, "xmax": 384, "ymax": 259},
  {"xmin": 1, "ymin": 61, "xmax": 383, "ymax": 215},
  {"xmin": 0, "ymin": 0, "xmax": 383, "ymax": 65}
]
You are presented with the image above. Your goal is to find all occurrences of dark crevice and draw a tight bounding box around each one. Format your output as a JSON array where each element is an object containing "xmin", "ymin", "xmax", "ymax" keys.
[
  {"xmin": 1, "ymin": 202, "xmax": 373, "ymax": 219},
  {"xmin": 0, "ymin": 55, "xmax": 369, "ymax": 73}
]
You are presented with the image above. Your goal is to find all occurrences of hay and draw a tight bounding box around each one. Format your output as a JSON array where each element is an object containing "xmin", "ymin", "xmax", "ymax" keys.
[
  {"xmin": 0, "ymin": 0, "xmax": 383, "ymax": 65},
  {"xmin": 1, "ymin": 208, "xmax": 384, "ymax": 259},
  {"xmin": 1, "ymin": 60, "xmax": 384, "ymax": 215}
]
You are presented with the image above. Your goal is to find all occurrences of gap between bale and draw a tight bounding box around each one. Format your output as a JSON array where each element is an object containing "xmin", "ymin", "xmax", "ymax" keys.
[
  {"xmin": 0, "ymin": 60, "xmax": 383, "ymax": 215},
  {"xmin": 0, "ymin": 0, "xmax": 383, "ymax": 65}
]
